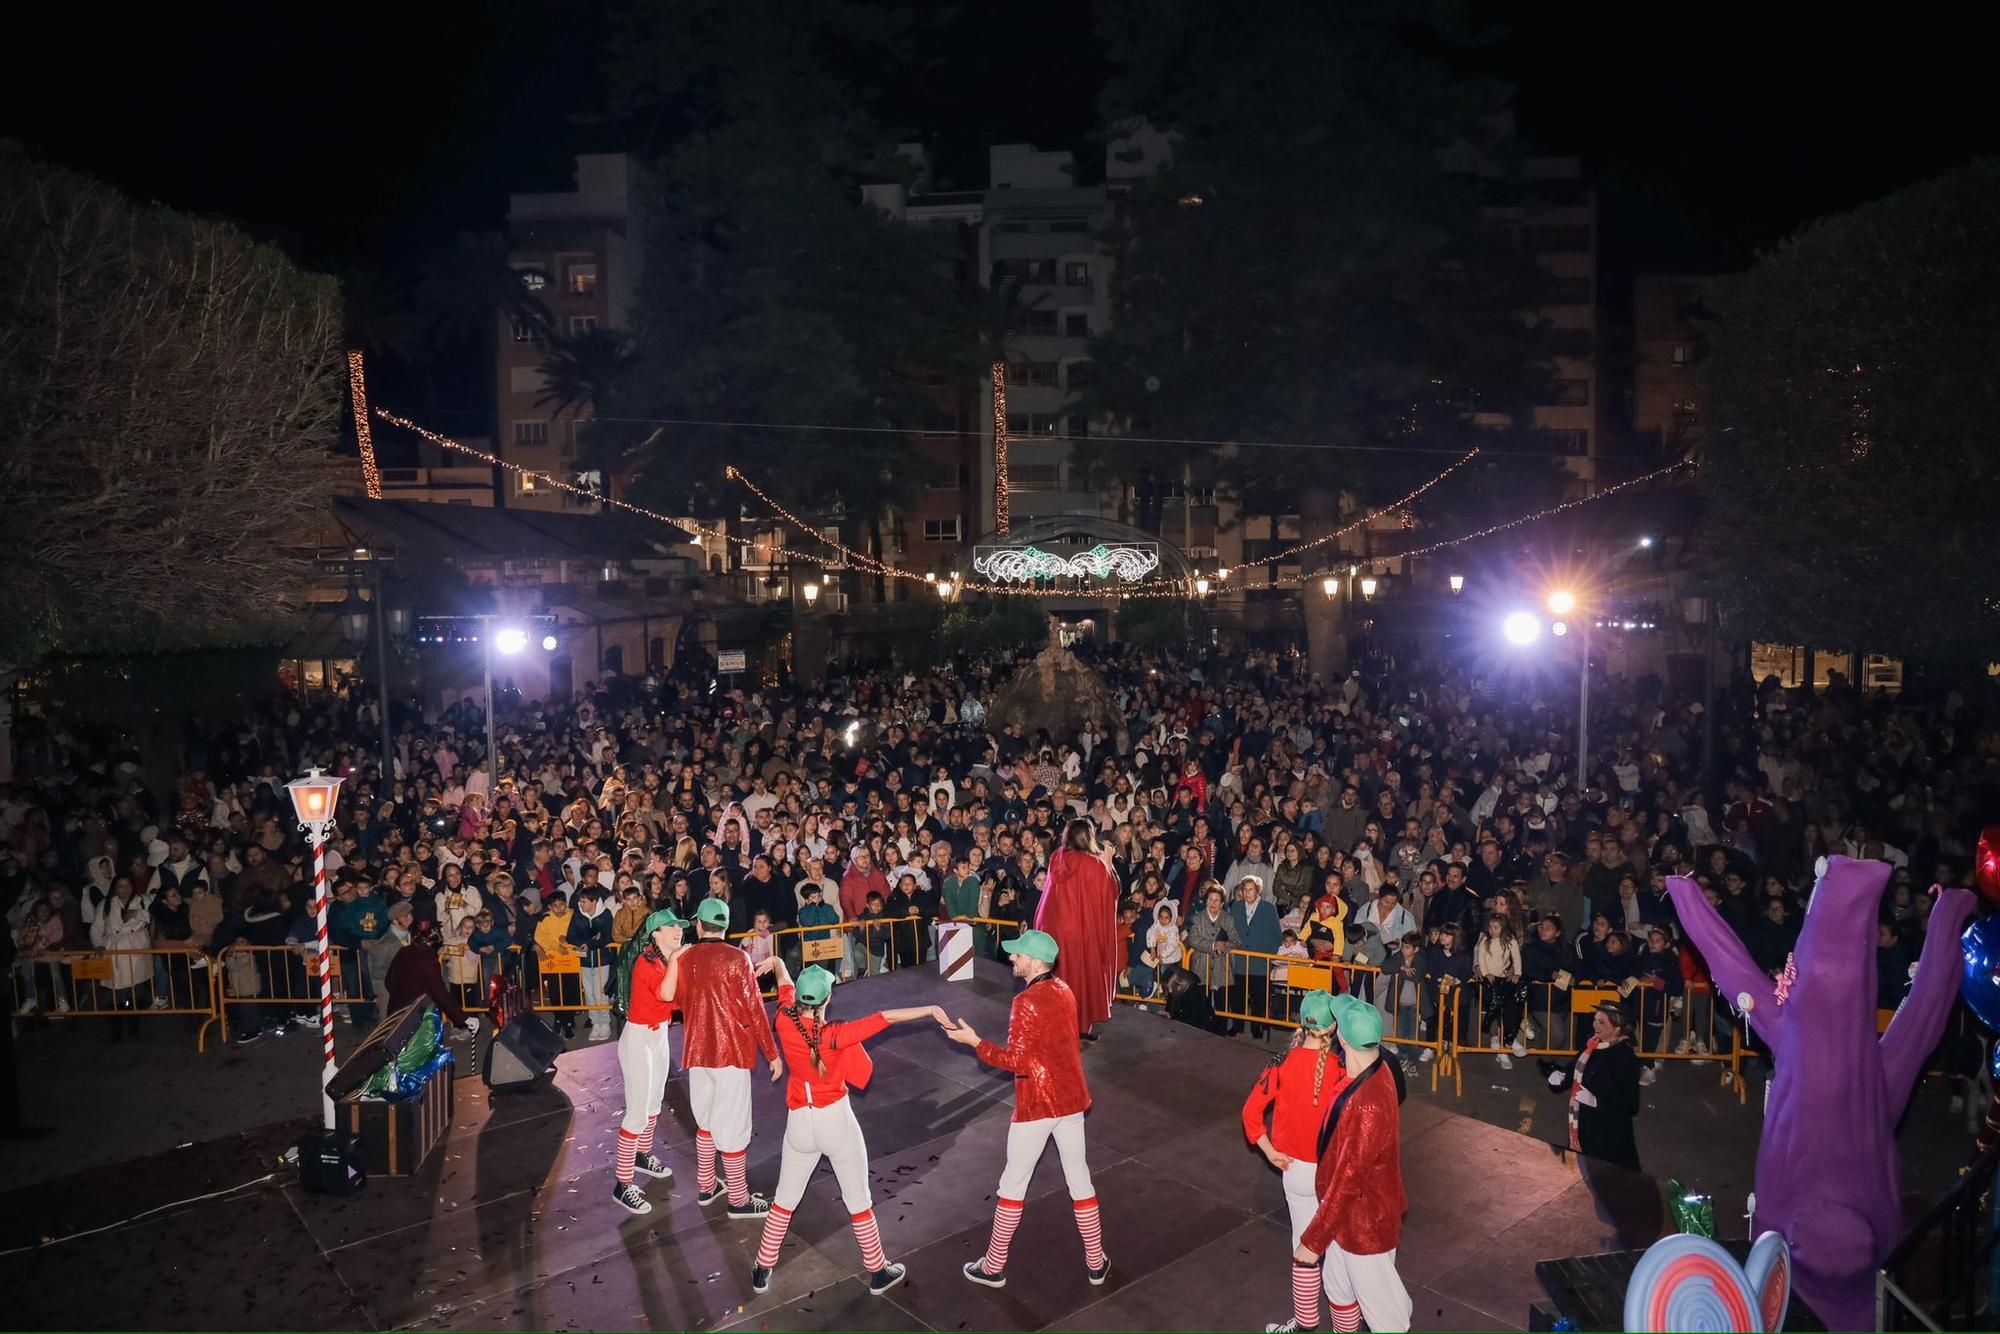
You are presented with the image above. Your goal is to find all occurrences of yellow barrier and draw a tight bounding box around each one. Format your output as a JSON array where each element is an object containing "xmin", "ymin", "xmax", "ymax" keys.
[
  {"xmin": 1447, "ymin": 978, "xmax": 1748, "ymax": 1103},
  {"xmin": 11, "ymin": 947, "xmax": 221, "ymax": 1051}
]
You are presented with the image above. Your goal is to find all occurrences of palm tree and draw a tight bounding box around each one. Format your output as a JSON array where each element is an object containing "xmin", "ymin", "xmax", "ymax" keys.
[{"xmin": 418, "ymin": 231, "xmax": 553, "ymax": 349}]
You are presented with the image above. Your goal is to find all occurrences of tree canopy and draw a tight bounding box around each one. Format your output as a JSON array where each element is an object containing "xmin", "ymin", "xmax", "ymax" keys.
[
  {"xmin": 0, "ymin": 145, "xmax": 344, "ymax": 663},
  {"xmin": 1697, "ymin": 158, "xmax": 2000, "ymax": 663},
  {"xmin": 591, "ymin": 0, "xmax": 976, "ymax": 522},
  {"xmin": 1080, "ymin": 0, "xmax": 1567, "ymax": 673}
]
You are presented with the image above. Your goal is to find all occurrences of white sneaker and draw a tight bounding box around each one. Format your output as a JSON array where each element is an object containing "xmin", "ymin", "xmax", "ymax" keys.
[
  {"xmin": 55, "ymin": 997, "xmax": 71, "ymax": 1015},
  {"xmin": 1496, "ymin": 1052, "xmax": 1513, "ymax": 1070},
  {"xmin": 1639, "ymin": 1065, "xmax": 1658, "ymax": 1087},
  {"xmin": 1419, "ymin": 1048, "xmax": 1435, "ymax": 1063},
  {"xmin": 13, "ymin": 1001, "xmax": 37, "ymax": 1017},
  {"xmin": 1674, "ymin": 1036, "xmax": 1693, "ymax": 1054},
  {"xmin": 1521, "ymin": 1020, "xmax": 1537, "ymax": 1041},
  {"xmin": 1489, "ymin": 1037, "xmax": 1502, "ymax": 1051},
  {"xmin": 1511, "ymin": 1036, "xmax": 1528, "ymax": 1058},
  {"xmin": 150, "ymin": 995, "xmax": 170, "ymax": 1010}
]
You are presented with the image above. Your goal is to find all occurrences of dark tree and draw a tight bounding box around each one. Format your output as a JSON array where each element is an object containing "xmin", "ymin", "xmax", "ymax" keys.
[
  {"xmin": 1080, "ymin": 0, "xmax": 1563, "ymax": 677},
  {"xmin": 594, "ymin": 0, "xmax": 975, "ymax": 537},
  {"xmin": 1698, "ymin": 159, "xmax": 2000, "ymax": 662}
]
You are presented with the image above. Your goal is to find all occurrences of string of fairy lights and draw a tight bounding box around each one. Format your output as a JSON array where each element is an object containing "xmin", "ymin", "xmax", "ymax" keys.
[
  {"xmin": 348, "ymin": 351, "xmax": 383, "ymax": 500},
  {"xmin": 369, "ymin": 407, "xmax": 1693, "ymax": 602}
]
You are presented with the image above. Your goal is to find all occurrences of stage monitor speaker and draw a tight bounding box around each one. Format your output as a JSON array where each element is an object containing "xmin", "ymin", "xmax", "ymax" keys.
[
  {"xmin": 297, "ymin": 1128, "xmax": 367, "ymax": 1196},
  {"xmin": 483, "ymin": 1012, "xmax": 562, "ymax": 1092}
]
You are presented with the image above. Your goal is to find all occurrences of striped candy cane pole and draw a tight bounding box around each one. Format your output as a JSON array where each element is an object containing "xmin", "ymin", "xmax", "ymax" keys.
[{"xmin": 311, "ymin": 833, "xmax": 336, "ymax": 1129}]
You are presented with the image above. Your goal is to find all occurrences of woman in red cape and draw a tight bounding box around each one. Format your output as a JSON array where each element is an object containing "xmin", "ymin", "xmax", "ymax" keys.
[{"xmin": 1035, "ymin": 818, "xmax": 1120, "ymax": 1039}]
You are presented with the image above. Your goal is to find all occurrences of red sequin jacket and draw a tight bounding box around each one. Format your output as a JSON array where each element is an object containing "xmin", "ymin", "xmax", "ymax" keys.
[
  {"xmin": 1301, "ymin": 1056, "xmax": 1406, "ymax": 1256},
  {"xmin": 975, "ymin": 975, "xmax": 1091, "ymax": 1122},
  {"xmin": 676, "ymin": 940, "xmax": 779, "ymax": 1070}
]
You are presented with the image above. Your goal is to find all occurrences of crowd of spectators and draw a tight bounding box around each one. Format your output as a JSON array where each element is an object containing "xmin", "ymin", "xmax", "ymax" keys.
[{"xmin": 2, "ymin": 642, "xmax": 1993, "ymax": 1116}]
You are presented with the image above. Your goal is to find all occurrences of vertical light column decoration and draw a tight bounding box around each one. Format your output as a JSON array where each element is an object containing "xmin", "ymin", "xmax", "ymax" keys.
[
  {"xmin": 286, "ymin": 768, "xmax": 346, "ymax": 1128},
  {"xmin": 349, "ymin": 350, "xmax": 383, "ymax": 499},
  {"xmin": 992, "ymin": 360, "xmax": 1010, "ymax": 536}
]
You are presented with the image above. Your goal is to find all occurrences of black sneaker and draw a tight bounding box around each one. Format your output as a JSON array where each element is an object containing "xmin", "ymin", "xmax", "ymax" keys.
[
  {"xmin": 962, "ymin": 1259, "xmax": 1006, "ymax": 1289},
  {"xmin": 633, "ymin": 1151, "xmax": 672, "ymax": 1180},
  {"xmin": 1087, "ymin": 1256, "xmax": 1111, "ymax": 1286},
  {"xmin": 750, "ymin": 1265, "xmax": 772, "ymax": 1294},
  {"xmin": 726, "ymin": 1193, "xmax": 771, "ymax": 1220},
  {"xmin": 697, "ymin": 1183, "xmax": 728, "ymax": 1206},
  {"xmin": 612, "ymin": 1182, "xmax": 652, "ymax": 1215},
  {"xmin": 867, "ymin": 1263, "xmax": 907, "ymax": 1296},
  {"xmin": 234, "ymin": 1030, "xmax": 264, "ymax": 1046}
]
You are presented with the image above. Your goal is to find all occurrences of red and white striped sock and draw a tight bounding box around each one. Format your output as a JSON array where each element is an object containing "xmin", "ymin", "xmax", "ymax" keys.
[
  {"xmin": 851, "ymin": 1209, "xmax": 887, "ymax": 1272},
  {"xmin": 983, "ymin": 1197, "xmax": 1025, "ymax": 1274},
  {"xmin": 755, "ymin": 1205, "xmax": 794, "ymax": 1269},
  {"xmin": 1072, "ymin": 1196, "xmax": 1106, "ymax": 1269},
  {"xmin": 1290, "ymin": 1261, "xmax": 1322, "ymax": 1330},
  {"xmin": 696, "ymin": 1130, "xmax": 716, "ymax": 1194},
  {"xmin": 1331, "ymin": 1299, "xmax": 1361, "ymax": 1332},
  {"xmin": 722, "ymin": 1149, "xmax": 749, "ymax": 1206},
  {"xmin": 615, "ymin": 1128, "xmax": 638, "ymax": 1184},
  {"xmin": 636, "ymin": 1114, "xmax": 657, "ymax": 1154}
]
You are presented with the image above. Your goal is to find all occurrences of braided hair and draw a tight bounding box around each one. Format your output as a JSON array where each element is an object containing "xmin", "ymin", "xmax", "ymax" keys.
[
  {"xmin": 781, "ymin": 997, "xmax": 830, "ymax": 1077},
  {"xmin": 1257, "ymin": 1023, "xmax": 1333, "ymax": 1104}
]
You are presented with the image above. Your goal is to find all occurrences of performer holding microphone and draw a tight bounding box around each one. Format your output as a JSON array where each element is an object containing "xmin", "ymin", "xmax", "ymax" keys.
[
  {"xmin": 944, "ymin": 929, "xmax": 1110, "ymax": 1289},
  {"xmin": 748, "ymin": 958, "xmax": 950, "ymax": 1298},
  {"xmin": 1240, "ymin": 991, "xmax": 1343, "ymax": 1331}
]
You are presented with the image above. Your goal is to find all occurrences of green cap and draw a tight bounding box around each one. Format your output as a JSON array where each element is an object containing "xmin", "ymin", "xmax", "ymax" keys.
[
  {"xmin": 1330, "ymin": 993, "xmax": 1382, "ymax": 1048},
  {"xmin": 642, "ymin": 908, "xmax": 685, "ymax": 937},
  {"xmin": 1297, "ymin": 991, "xmax": 1337, "ymax": 1033},
  {"xmin": 694, "ymin": 897, "xmax": 732, "ymax": 929},
  {"xmin": 1001, "ymin": 929, "xmax": 1060, "ymax": 966},
  {"xmin": 795, "ymin": 964, "xmax": 835, "ymax": 1008}
]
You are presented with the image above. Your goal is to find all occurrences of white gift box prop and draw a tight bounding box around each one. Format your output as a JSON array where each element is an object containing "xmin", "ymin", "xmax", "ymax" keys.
[{"xmin": 934, "ymin": 922, "xmax": 975, "ymax": 983}]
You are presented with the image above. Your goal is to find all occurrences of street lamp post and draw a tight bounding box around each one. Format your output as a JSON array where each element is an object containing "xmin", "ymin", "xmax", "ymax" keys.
[{"xmin": 286, "ymin": 768, "xmax": 345, "ymax": 1129}]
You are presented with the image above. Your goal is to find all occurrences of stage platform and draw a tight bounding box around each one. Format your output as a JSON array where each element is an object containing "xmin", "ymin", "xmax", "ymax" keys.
[{"xmin": 0, "ymin": 960, "xmax": 1670, "ymax": 1331}]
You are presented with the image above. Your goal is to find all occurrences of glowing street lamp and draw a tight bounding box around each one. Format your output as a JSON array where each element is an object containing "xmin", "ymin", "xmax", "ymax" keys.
[
  {"xmin": 540, "ymin": 633, "xmax": 560, "ymax": 652},
  {"xmin": 1547, "ymin": 588, "xmax": 1577, "ymax": 616},
  {"xmin": 1449, "ymin": 574, "xmax": 1464, "ymax": 594},
  {"xmin": 937, "ymin": 578, "xmax": 955, "ymax": 599},
  {"xmin": 1216, "ymin": 567, "xmax": 1231, "ymax": 582},
  {"xmin": 1194, "ymin": 577, "xmax": 1211, "ymax": 597},
  {"xmin": 284, "ymin": 768, "xmax": 345, "ymax": 1129},
  {"xmin": 802, "ymin": 581, "xmax": 820, "ymax": 606},
  {"xmin": 1359, "ymin": 575, "xmax": 1379, "ymax": 599},
  {"xmin": 1321, "ymin": 575, "xmax": 1339, "ymax": 598}
]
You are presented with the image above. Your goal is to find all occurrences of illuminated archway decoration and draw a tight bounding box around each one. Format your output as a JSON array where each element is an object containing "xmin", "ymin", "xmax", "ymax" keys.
[{"xmin": 972, "ymin": 541, "xmax": 1161, "ymax": 583}]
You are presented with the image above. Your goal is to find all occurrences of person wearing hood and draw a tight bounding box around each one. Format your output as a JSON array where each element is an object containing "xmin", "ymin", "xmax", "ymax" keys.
[
  {"xmin": 223, "ymin": 889, "xmax": 292, "ymax": 1044},
  {"xmin": 90, "ymin": 875, "xmax": 153, "ymax": 1038},
  {"xmin": 79, "ymin": 855, "xmax": 116, "ymax": 926},
  {"xmin": 1132, "ymin": 898, "xmax": 1183, "ymax": 1000},
  {"xmin": 1228, "ymin": 874, "xmax": 1282, "ymax": 1040}
]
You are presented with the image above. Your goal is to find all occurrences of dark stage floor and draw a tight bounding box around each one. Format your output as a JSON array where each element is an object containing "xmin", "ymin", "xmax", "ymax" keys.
[{"xmin": 0, "ymin": 960, "xmax": 1668, "ymax": 1331}]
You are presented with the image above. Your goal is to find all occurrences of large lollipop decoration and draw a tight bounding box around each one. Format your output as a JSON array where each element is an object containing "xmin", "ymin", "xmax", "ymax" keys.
[
  {"xmin": 1962, "ymin": 911, "xmax": 2000, "ymax": 1158},
  {"xmin": 1623, "ymin": 1232, "xmax": 1791, "ymax": 1333}
]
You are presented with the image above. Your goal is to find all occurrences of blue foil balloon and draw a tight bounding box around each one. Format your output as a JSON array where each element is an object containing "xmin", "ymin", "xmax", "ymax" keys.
[{"xmin": 1963, "ymin": 916, "xmax": 2000, "ymax": 1034}]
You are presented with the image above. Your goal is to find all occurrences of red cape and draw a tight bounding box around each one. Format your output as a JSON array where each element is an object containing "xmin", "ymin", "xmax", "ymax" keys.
[{"xmin": 1033, "ymin": 848, "xmax": 1119, "ymax": 1033}]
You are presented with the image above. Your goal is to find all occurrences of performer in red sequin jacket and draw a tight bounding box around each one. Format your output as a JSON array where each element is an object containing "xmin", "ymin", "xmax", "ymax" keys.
[{"xmin": 976, "ymin": 973, "xmax": 1092, "ymax": 1121}]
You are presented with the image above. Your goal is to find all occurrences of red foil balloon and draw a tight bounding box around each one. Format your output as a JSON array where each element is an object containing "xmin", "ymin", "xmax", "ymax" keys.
[{"xmin": 1978, "ymin": 824, "xmax": 2000, "ymax": 902}]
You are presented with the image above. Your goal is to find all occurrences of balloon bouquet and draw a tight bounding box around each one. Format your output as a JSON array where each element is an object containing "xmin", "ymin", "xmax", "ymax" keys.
[{"xmin": 1959, "ymin": 824, "xmax": 2000, "ymax": 1157}]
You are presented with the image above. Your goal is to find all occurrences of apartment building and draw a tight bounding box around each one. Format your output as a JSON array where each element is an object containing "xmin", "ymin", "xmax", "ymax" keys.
[
  {"xmin": 1632, "ymin": 274, "xmax": 1714, "ymax": 459},
  {"xmin": 493, "ymin": 153, "xmax": 651, "ymax": 511}
]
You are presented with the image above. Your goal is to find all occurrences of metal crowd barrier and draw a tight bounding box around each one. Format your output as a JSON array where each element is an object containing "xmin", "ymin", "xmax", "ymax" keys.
[
  {"xmin": 1446, "ymin": 978, "xmax": 1748, "ymax": 1102},
  {"xmin": 10, "ymin": 947, "xmax": 222, "ymax": 1051}
]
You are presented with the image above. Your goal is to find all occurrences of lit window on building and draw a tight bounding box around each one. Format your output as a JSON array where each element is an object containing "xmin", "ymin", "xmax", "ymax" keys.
[{"xmin": 565, "ymin": 262, "xmax": 598, "ymax": 296}]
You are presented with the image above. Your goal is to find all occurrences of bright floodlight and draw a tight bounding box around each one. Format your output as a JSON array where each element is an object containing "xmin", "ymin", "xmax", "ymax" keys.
[
  {"xmin": 1638, "ymin": 535, "xmax": 1655, "ymax": 548},
  {"xmin": 1502, "ymin": 611, "xmax": 1542, "ymax": 645},
  {"xmin": 1547, "ymin": 589, "xmax": 1576, "ymax": 615},
  {"xmin": 540, "ymin": 633, "xmax": 559, "ymax": 652},
  {"xmin": 1551, "ymin": 620, "xmax": 1569, "ymax": 637},
  {"xmin": 494, "ymin": 627, "xmax": 529, "ymax": 655}
]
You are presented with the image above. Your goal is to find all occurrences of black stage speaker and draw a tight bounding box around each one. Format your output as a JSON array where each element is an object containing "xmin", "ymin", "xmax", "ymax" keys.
[
  {"xmin": 297, "ymin": 1128, "xmax": 367, "ymax": 1196},
  {"xmin": 482, "ymin": 1011, "xmax": 563, "ymax": 1091}
]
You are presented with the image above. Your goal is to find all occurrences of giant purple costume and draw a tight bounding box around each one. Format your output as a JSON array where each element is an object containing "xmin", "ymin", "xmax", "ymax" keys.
[{"xmin": 1667, "ymin": 857, "xmax": 1973, "ymax": 1331}]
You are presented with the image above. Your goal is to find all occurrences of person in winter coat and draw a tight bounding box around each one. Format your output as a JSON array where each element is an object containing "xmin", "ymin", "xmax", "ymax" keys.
[
  {"xmin": 1271, "ymin": 842, "xmax": 1314, "ymax": 906},
  {"xmin": 1183, "ymin": 883, "xmax": 1238, "ymax": 1011},
  {"xmin": 78, "ymin": 855, "xmax": 116, "ymax": 926},
  {"xmin": 1545, "ymin": 1002, "xmax": 1643, "ymax": 1171},
  {"xmin": 224, "ymin": 890, "xmax": 292, "ymax": 1044},
  {"xmin": 147, "ymin": 885, "xmax": 197, "ymax": 1009},
  {"xmin": 1523, "ymin": 915, "xmax": 1579, "ymax": 1049},
  {"xmin": 567, "ymin": 884, "xmax": 617, "ymax": 1041},
  {"xmin": 90, "ymin": 877, "xmax": 153, "ymax": 1038},
  {"xmin": 1132, "ymin": 899, "xmax": 1183, "ymax": 999},
  {"xmin": 1421, "ymin": 923, "xmax": 1474, "ymax": 1050},
  {"xmin": 1631, "ymin": 926, "xmax": 1683, "ymax": 1074},
  {"xmin": 1472, "ymin": 913, "xmax": 1528, "ymax": 1067},
  {"xmin": 1228, "ymin": 875, "xmax": 1283, "ymax": 1040}
]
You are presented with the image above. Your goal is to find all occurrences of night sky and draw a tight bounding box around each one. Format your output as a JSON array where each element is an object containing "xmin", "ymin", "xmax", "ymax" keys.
[{"xmin": 5, "ymin": 3, "xmax": 1989, "ymax": 371}]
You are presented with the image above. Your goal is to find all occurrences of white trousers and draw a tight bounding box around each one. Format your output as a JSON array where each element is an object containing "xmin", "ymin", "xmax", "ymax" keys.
[
  {"xmin": 997, "ymin": 1112, "xmax": 1095, "ymax": 1201},
  {"xmin": 580, "ymin": 965, "xmax": 609, "ymax": 1032},
  {"xmin": 770, "ymin": 1098, "xmax": 874, "ymax": 1214},
  {"xmin": 616, "ymin": 1021, "xmax": 673, "ymax": 1136},
  {"xmin": 1322, "ymin": 1240, "xmax": 1412, "ymax": 1333},
  {"xmin": 1281, "ymin": 1158, "xmax": 1318, "ymax": 1246},
  {"xmin": 687, "ymin": 1065, "xmax": 754, "ymax": 1152}
]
